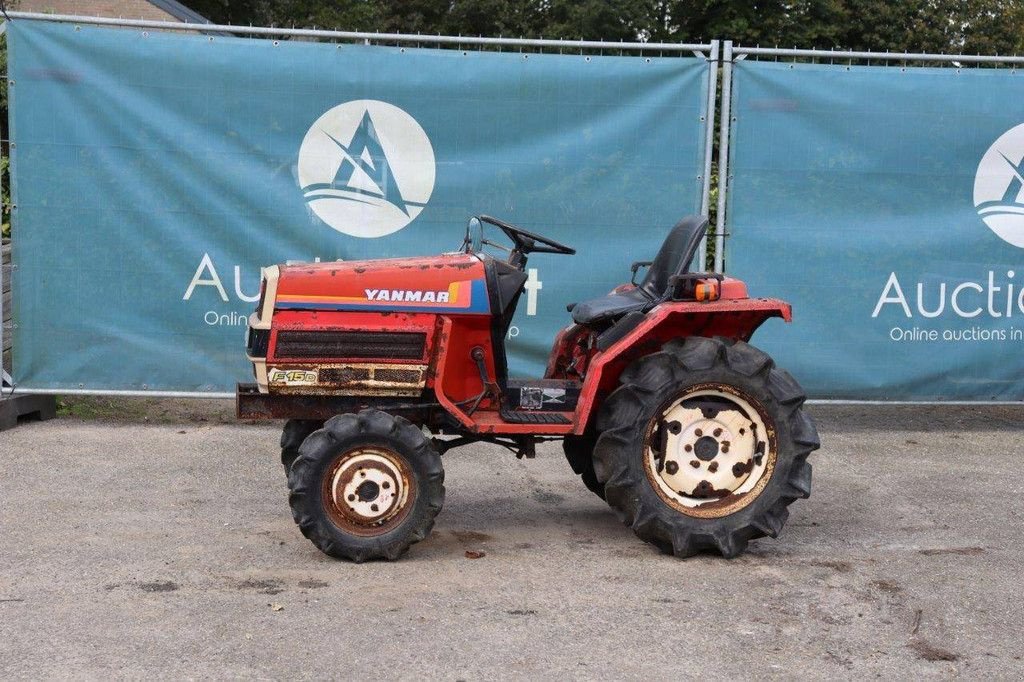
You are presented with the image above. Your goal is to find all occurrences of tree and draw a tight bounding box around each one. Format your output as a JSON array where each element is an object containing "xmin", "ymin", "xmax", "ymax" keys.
[{"xmin": 186, "ymin": 0, "xmax": 1024, "ymax": 54}]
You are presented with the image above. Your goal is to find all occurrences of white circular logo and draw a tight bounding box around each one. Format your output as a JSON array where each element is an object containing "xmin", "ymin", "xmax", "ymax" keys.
[
  {"xmin": 975, "ymin": 123, "xmax": 1024, "ymax": 248},
  {"xmin": 297, "ymin": 100, "xmax": 435, "ymax": 238}
]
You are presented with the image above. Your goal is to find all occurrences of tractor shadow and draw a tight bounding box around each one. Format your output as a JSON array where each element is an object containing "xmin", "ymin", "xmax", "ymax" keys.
[{"xmin": 426, "ymin": 491, "xmax": 631, "ymax": 553}]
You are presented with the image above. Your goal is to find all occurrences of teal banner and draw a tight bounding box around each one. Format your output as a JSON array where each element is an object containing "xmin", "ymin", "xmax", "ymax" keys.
[
  {"xmin": 7, "ymin": 21, "xmax": 710, "ymax": 392},
  {"xmin": 726, "ymin": 60, "xmax": 1024, "ymax": 400}
]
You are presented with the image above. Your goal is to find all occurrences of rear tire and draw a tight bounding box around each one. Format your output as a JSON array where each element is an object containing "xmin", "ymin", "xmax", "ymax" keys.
[
  {"xmin": 563, "ymin": 433, "xmax": 605, "ymax": 499},
  {"xmin": 287, "ymin": 409, "xmax": 444, "ymax": 562},
  {"xmin": 280, "ymin": 419, "xmax": 323, "ymax": 474},
  {"xmin": 593, "ymin": 337, "xmax": 819, "ymax": 558}
]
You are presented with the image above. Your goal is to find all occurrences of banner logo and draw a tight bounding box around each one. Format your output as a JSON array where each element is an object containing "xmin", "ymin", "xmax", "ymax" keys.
[
  {"xmin": 975, "ymin": 123, "xmax": 1024, "ymax": 247},
  {"xmin": 297, "ymin": 100, "xmax": 435, "ymax": 238}
]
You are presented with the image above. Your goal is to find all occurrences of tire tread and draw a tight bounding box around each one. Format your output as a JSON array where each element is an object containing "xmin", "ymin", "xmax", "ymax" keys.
[{"xmin": 592, "ymin": 336, "xmax": 819, "ymax": 559}]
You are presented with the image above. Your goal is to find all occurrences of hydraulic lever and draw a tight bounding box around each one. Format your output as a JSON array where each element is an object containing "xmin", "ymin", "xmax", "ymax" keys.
[{"xmin": 466, "ymin": 346, "xmax": 501, "ymax": 415}]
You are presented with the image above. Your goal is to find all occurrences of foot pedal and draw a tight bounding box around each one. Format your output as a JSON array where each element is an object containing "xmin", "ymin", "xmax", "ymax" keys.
[{"xmin": 499, "ymin": 408, "xmax": 571, "ymax": 425}]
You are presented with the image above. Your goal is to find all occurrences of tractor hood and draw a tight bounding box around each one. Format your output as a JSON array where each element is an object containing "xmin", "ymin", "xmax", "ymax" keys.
[{"xmin": 273, "ymin": 253, "xmax": 491, "ymax": 315}]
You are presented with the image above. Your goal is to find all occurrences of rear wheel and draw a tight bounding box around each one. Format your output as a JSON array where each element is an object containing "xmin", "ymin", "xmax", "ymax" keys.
[
  {"xmin": 593, "ymin": 337, "xmax": 818, "ymax": 558},
  {"xmin": 287, "ymin": 409, "xmax": 444, "ymax": 562},
  {"xmin": 280, "ymin": 419, "xmax": 323, "ymax": 474}
]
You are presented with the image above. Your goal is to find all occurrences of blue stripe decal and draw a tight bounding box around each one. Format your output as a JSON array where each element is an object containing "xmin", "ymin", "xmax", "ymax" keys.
[{"xmin": 277, "ymin": 279, "xmax": 491, "ymax": 315}]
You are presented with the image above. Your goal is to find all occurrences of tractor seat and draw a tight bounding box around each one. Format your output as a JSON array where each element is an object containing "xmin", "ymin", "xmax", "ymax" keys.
[{"xmin": 570, "ymin": 215, "xmax": 708, "ymax": 327}]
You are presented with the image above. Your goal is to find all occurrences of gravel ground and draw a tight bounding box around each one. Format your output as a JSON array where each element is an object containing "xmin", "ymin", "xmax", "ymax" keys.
[{"xmin": 1, "ymin": 404, "xmax": 1022, "ymax": 679}]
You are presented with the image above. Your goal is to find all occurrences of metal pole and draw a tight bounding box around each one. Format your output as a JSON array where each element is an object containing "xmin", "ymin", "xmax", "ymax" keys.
[
  {"xmin": 0, "ymin": 386, "xmax": 234, "ymax": 398},
  {"xmin": 4, "ymin": 383, "xmax": 1022, "ymax": 405},
  {"xmin": 713, "ymin": 41, "xmax": 733, "ymax": 273},
  {"xmin": 697, "ymin": 39, "xmax": 719, "ymax": 269},
  {"xmin": 733, "ymin": 44, "xmax": 1024, "ymax": 65},
  {"xmin": 4, "ymin": 12, "xmax": 713, "ymax": 53},
  {"xmin": 0, "ymin": 20, "xmax": 10, "ymax": 389}
]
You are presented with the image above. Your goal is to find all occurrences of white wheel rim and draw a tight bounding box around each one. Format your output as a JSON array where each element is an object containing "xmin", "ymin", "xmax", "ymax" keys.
[
  {"xmin": 644, "ymin": 385, "xmax": 775, "ymax": 518},
  {"xmin": 323, "ymin": 448, "xmax": 412, "ymax": 534}
]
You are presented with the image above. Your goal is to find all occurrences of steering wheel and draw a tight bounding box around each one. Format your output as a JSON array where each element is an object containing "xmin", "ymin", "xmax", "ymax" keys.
[{"xmin": 478, "ymin": 215, "xmax": 576, "ymax": 256}]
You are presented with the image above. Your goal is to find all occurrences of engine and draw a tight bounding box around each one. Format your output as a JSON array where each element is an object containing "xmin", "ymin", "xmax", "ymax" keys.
[{"xmin": 245, "ymin": 253, "xmax": 491, "ymax": 397}]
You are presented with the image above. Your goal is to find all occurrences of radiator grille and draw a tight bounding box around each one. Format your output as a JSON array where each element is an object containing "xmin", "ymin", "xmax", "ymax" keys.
[
  {"xmin": 319, "ymin": 367, "xmax": 371, "ymax": 384},
  {"xmin": 275, "ymin": 331, "xmax": 426, "ymax": 360},
  {"xmin": 374, "ymin": 367, "xmax": 424, "ymax": 384}
]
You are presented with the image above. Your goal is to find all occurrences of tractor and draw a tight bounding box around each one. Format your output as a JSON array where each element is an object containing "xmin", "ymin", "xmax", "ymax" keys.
[{"xmin": 237, "ymin": 215, "xmax": 819, "ymax": 562}]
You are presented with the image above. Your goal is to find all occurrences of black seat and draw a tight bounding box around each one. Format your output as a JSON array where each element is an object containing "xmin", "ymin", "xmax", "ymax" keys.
[{"xmin": 570, "ymin": 215, "xmax": 709, "ymax": 327}]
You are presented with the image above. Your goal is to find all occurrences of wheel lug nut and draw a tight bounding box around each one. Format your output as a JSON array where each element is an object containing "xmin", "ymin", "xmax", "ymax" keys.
[
  {"xmin": 684, "ymin": 444, "xmax": 693, "ymax": 452},
  {"xmin": 695, "ymin": 429, "xmax": 703, "ymax": 437},
  {"xmin": 709, "ymin": 462, "xmax": 719, "ymax": 473},
  {"xmin": 665, "ymin": 461, "xmax": 679, "ymax": 475},
  {"xmin": 689, "ymin": 460, "xmax": 700, "ymax": 469},
  {"xmin": 713, "ymin": 428, "xmax": 722, "ymax": 437}
]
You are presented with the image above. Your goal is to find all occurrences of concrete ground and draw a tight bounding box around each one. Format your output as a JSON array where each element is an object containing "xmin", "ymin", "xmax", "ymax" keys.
[{"xmin": 1, "ymin": 404, "xmax": 1022, "ymax": 679}]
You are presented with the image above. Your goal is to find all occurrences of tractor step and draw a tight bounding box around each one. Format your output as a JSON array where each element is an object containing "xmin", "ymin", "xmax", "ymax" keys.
[{"xmin": 499, "ymin": 407, "xmax": 571, "ymax": 425}]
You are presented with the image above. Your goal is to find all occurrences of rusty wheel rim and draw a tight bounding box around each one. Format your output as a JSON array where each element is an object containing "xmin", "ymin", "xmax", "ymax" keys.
[
  {"xmin": 643, "ymin": 383, "xmax": 777, "ymax": 519},
  {"xmin": 321, "ymin": 446, "xmax": 415, "ymax": 537}
]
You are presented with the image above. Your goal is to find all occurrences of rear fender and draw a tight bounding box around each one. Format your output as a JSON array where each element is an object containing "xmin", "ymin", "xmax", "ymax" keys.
[{"xmin": 571, "ymin": 298, "xmax": 792, "ymax": 434}]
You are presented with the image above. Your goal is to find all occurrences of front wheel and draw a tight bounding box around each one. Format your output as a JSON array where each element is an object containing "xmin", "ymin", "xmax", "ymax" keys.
[
  {"xmin": 563, "ymin": 433, "xmax": 605, "ymax": 499},
  {"xmin": 593, "ymin": 337, "xmax": 819, "ymax": 558},
  {"xmin": 287, "ymin": 409, "xmax": 444, "ymax": 562}
]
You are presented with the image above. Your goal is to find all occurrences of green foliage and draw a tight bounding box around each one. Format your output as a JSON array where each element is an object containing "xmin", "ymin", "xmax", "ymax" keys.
[{"xmin": 186, "ymin": 0, "xmax": 1024, "ymax": 54}]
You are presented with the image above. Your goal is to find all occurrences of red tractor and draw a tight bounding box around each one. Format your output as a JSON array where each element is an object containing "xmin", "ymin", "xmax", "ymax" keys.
[{"xmin": 238, "ymin": 215, "xmax": 819, "ymax": 561}]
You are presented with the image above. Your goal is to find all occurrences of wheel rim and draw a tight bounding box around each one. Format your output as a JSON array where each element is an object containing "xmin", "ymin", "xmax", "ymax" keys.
[
  {"xmin": 321, "ymin": 446, "xmax": 415, "ymax": 536},
  {"xmin": 643, "ymin": 383, "xmax": 776, "ymax": 518}
]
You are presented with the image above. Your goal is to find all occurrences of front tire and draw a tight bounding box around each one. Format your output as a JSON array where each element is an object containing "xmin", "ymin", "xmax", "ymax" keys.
[
  {"xmin": 593, "ymin": 337, "xmax": 819, "ymax": 558},
  {"xmin": 563, "ymin": 433, "xmax": 605, "ymax": 499},
  {"xmin": 287, "ymin": 409, "xmax": 444, "ymax": 562}
]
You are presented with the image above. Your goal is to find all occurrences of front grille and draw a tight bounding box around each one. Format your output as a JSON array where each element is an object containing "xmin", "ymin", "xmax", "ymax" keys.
[
  {"xmin": 374, "ymin": 368, "xmax": 423, "ymax": 384},
  {"xmin": 320, "ymin": 367, "xmax": 371, "ymax": 384},
  {"xmin": 275, "ymin": 331, "xmax": 427, "ymax": 360},
  {"xmin": 247, "ymin": 328, "xmax": 270, "ymax": 357}
]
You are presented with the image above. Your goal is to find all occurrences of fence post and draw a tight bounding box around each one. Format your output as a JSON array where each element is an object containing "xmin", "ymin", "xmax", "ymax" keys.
[
  {"xmin": 0, "ymin": 19, "xmax": 56, "ymax": 428},
  {"xmin": 1, "ymin": 238, "xmax": 10, "ymax": 388},
  {"xmin": 1, "ymin": 19, "xmax": 7, "ymax": 389},
  {"xmin": 697, "ymin": 40, "xmax": 719, "ymax": 268},
  {"xmin": 713, "ymin": 41, "xmax": 734, "ymax": 273},
  {"xmin": 0, "ymin": 185, "xmax": 56, "ymax": 432}
]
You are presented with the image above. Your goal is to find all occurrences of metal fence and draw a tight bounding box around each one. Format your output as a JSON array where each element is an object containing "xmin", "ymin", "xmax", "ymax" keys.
[
  {"xmin": 714, "ymin": 42, "xmax": 1024, "ymax": 272},
  {"xmin": 720, "ymin": 43, "xmax": 1024, "ymax": 403},
  {"xmin": 4, "ymin": 13, "xmax": 1024, "ymax": 402},
  {"xmin": 0, "ymin": 12, "xmax": 717, "ymax": 398}
]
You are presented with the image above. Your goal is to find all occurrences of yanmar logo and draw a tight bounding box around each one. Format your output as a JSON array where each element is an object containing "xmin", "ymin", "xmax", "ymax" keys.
[
  {"xmin": 297, "ymin": 100, "xmax": 436, "ymax": 239},
  {"xmin": 365, "ymin": 288, "xmax": 449, "ymax": 303}
]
